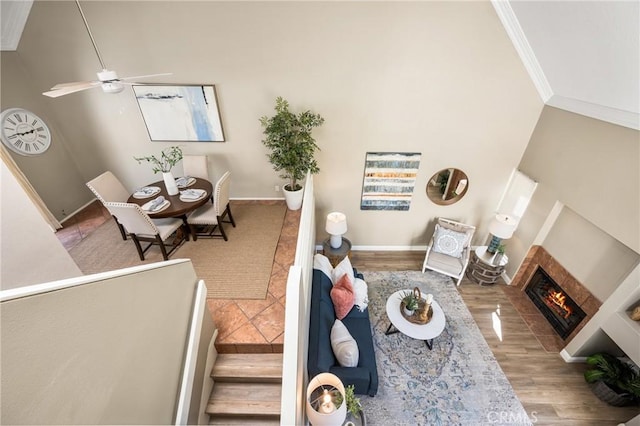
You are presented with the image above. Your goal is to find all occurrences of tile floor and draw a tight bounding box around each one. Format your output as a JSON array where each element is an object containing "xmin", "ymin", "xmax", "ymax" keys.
[{"xmin": 56, "ymin": 199, "xmax": 298, "ymax": 354}]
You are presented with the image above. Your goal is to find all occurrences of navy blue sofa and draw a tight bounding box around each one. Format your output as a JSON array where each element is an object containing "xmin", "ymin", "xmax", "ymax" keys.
[{"xmin": 308, "ymin": 268, "xmax": 378, "ymax": 396}]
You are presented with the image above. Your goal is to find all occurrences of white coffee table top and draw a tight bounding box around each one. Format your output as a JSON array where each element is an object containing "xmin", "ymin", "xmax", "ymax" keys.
[{"xmin": 385, "ymin": 289, "xmax": 446, "ymax": 340}]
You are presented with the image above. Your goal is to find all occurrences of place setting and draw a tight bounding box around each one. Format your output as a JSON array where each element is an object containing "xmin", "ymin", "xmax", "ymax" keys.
[
  {"xmin": 179, "ymin": 188, "xmax": 207, "ymax": 202},
  {"xmin": 132, "ymin": 186, "xmax": 161, "ymax": 199},
  {"xmin": 141, "ymin": 195, "xmax": 170, "ymax": 213},
  {"xmin": 175, "ymin": 176, "xmax": 196, "ymax": 189}
]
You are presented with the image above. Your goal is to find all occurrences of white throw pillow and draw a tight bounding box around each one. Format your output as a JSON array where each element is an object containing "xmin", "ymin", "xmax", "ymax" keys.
[
  {"xmin": 353, "ymin": 278, "xmax": 369, "ymax": 312},
  {"xmin": 313, "ymin": 253, "xmax": 334, "ymax": 281},
  {"xmin": 332, "ymin": 256, "xmax": 355, "ymax": 286},
  {"xmin": 432, "ymin": 224, "xmax": 468, "ymax": 258},
  {"xmin": 330, "ymin": 319, "xmax": 359, "ymax": 367}
]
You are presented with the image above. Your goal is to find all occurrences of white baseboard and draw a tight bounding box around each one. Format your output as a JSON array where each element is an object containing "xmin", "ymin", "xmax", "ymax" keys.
[
  {"xmin": 560, "ymin": 349, "xmax": 586, "ymax": 363},
  {"xmin": 60, "ymin": 198, "xmax": 100, "ymax": 224}
]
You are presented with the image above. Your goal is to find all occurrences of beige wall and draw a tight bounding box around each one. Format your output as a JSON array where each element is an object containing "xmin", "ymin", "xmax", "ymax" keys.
[
  {"xmin": 2, "ymin": 1, "xmax": 542, "ymax": 246},
  {"xmin": 1, "ymin": 260, "xmax": 200, "ymax": 425},
  {"xmin": 510, "ymin": 106, "xmax": 640, "ymax": 300},
  {"xmin": 1, "ymin": 160, "xmax": 82, "ymax": 289}
]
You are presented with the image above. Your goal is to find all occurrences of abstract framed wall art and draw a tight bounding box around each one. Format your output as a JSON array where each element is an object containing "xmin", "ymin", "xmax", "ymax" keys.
[
  {"xmin": 360, "ymin": 152, "xmax": 422, "ymax": 211},
  {"xmin": 133, "ymin": 84, "xmax": 225, "ymax": 142}
]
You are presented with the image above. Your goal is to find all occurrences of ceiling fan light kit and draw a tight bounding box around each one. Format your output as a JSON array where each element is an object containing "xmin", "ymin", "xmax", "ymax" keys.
[{"xmin": 43, "ymin": 1, "xmax": 170, "ymax": 98}]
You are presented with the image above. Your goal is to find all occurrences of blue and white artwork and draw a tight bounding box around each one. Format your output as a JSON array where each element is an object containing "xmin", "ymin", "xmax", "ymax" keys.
[
  {"xmin": 133, "ymin": 85, "xmax": 225, "ymax": 142},
  {"xmin": 361, "ymin": 152, "xmax": 422, "ymax": 210}
]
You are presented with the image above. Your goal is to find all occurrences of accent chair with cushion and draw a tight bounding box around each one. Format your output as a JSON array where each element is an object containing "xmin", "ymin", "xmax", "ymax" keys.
[
  {"xmin": 422, "ymin": 217, "xmax": 476, "ymax": 286},
  {"xmin": 187, "ymin": 171, "xmax": 235, "ymax": 240},
  {"xmin": 103, "ymin": 202, "xmax": 188, "ymax": 261},
  {"xmin": 86, "ymin": 171, "xmax": 131, "ymax": 240}
]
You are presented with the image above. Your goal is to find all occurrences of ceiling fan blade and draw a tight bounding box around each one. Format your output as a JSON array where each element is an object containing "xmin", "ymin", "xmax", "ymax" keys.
[
  {"xmin": 50, "ymin": 80, "xmax": 99, "ymax": 90},
  {"xmin": 43, "ymin": 82, "xmax": 101, "ymax": 98},
  {"xmin": 119, "ymin": 72, "xmax": 172, "ymax": 82}
]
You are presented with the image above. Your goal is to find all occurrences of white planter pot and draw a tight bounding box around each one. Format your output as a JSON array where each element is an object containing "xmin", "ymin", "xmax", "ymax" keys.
[
  {"xmin": 283, "ymin": 185, "xmax": 304, "ymax": 210},
  {"xmin": 162, "ymin": 171, "xmax": 179, "ymax": 196}
]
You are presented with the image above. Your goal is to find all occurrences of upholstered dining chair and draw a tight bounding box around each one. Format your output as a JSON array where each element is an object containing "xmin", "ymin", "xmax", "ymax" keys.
[
  {"xmin": 187, "ymin": 171, "xmax": 236, "ymax": 241},
  {"xmin": 422, "ymin": 217, "xmax": 476, "ymax": 286},
  {"xmin": 86, "ymin": 171, "xmax": 130, "ymax": 240},
  {"xmin": 103, "ymin": 202, "xmax": 188, "ymax": 261},
  {"xmin": 182, "ymin": 155, "xmax": 209, "ymax": 180},
  {"xmin": 182, "ymin": 154, "xmax": 213, "ymax": 203}
]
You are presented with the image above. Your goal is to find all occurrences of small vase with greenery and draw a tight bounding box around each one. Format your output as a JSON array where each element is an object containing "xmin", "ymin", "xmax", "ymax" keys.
[
  {"xmin": 335, "ymin": 384, "xmax": 362, "ymax": 420},
  {"xmin": 134, "ymin": 146, "xmax": 183, "ymax": 195},
  {"xmin": 134, "ymin": 146, "xmax": 183, "ymax": 173},
  {"xmin": 401, "ymin": 290, "xmax": 419, "ymax": 315},
  {"xmin": 260, "ymin": 97, "xmax": 324, "ymax": 209},
  {"xmin": 584, "ymin": 353, "xmax": 640, "ymax": 406}
]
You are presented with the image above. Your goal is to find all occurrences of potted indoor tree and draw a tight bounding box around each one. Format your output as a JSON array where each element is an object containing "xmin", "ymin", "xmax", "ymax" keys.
[
  {"xmin": 260, "ymin": 97, "xmax": 324, "ymax": 210},
  {"xmin": 584, "ymin": 352, "xmax": 640, "ymax": 406}
]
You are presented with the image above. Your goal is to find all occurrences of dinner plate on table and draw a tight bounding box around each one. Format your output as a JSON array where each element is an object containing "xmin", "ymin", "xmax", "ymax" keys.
[
  {"xmin": 179, "ymin": 189, "xmax": 207, "ymax": 202},
  {"xmin": 142, "ymin": 198, "xmax": 170, "ymax": 213},
  {"xmin": 176, "ymin": 176, "xmax": 196, "ymax": 189},
  {"xmin": 132, "ymin": 186, "xmax": 161, "ymax": 199}
]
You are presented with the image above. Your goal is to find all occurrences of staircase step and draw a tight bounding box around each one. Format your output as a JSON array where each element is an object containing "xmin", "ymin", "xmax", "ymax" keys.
[
  {"xmin": 212, "ymin": 353, "xmax": 283, "ymax": 383},
  {"xmin": 209, "ymin": 416, "xmax": 281, "ymax": 425},
  {"xmin": 207, "ymin": 382, "xmax": 281, "ymax": 418}
]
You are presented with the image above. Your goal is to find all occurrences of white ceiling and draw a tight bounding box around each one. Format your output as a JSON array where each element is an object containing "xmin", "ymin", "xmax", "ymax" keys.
[{"xmin": 2, "ymin": 0, "xmax": 638, "ymax": 129}]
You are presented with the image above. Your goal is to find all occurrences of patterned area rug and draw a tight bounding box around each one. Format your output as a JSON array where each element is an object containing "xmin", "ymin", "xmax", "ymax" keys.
[{"xmin": 358, "ymin": 271, "xmax": 531, "ymax": 426}]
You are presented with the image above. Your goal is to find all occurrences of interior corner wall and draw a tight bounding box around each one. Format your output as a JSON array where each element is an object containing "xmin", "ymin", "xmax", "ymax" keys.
[
  {"xmin": 1, "ymin": 160, "xmax": 82, "ymax": 290},
  {"xmin": 0, "ymin": 51, "xmax": 91, "ymax": 221},
  {"xmin": 510, "ymin": 106, "xmax": 640, "ymax": 295},
  {"xmin": 8, "ymin": 1, "xmax": 542, "ymax": 245}
]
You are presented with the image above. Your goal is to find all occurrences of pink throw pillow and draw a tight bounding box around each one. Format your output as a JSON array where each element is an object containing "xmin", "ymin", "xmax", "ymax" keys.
[{"xmin": 330, "ymin": 274, "xmax": 355, "ymax": 320}]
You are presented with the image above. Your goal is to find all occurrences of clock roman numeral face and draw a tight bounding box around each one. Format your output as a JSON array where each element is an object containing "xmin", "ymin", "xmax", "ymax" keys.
[{"xmin": 1, "ymin": 108, "xmax": 51, "ymax": 156}]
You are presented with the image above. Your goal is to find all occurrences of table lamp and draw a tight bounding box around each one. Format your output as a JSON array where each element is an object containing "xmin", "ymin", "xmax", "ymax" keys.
[
  {"xmin": 306, "ymin": 372, "xmax": 347, "ymax": 426},
  {"xmin": 487, "ymin": 213, "xmax": 517, "ymax": 254},
  {"xmin": 326, "ymin": 212, "xmax": 347, "ymax": 249}
]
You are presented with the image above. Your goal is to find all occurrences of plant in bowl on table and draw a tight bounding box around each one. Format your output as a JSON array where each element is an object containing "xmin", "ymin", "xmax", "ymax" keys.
[
  {"xmin": 401, "ymin": 290, "xmax": 419, "ymax": 316},
  {"xmin": 134, "ymin": 146, "xmax": 183, "ymax": 195}
]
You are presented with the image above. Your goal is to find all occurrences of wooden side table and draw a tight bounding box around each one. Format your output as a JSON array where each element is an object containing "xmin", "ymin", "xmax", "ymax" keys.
[
  {"xmin": 322, "ymin": 237, "xmax": 352, "ymax": 267},
  {"xmin": 466, "ymin": 246, "xmax": 508, "ymax": 286}
]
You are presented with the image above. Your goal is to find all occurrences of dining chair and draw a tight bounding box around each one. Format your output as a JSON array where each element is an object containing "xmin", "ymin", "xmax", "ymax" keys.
[
  {"xmin": 422, "ymin": 217, "xmax": 476, "ymax": 286},
  {"xmin": 86, "ymin": 171, "xmax": 130, "ymax": 240},
  {"xmin": 182, "ymin": 154, "xmax": 213, "ymax": 203},
  {"xmin": 187, "ymin": 171, "xmax": 236, "ymax": 241},
  {"xmin": 182, "ymin": 155, "xmax": 209, "ymax": 180},
  {"xmin": 103, "ymin": 202, "xmax": 188, "ymax": 260}
]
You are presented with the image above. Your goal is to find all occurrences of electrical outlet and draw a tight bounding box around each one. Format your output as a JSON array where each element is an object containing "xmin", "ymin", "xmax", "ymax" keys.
[{"xmin": 274, "ymin": 185, "xmax": 280, "ymax": 192}]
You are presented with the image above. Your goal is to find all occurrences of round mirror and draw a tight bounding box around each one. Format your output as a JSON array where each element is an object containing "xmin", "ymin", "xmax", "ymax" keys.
[{"xmin": 426, "ymin": 168, "xmax": 469, "ymax": 205}]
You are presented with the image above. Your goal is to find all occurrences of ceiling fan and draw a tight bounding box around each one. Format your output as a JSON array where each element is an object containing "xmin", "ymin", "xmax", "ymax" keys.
[{"xmin": 43, "ymin": 0, "xmax": 171, "ymax": 98}]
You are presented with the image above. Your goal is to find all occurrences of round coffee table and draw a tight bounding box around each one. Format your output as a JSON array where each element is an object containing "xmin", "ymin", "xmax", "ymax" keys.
[{"xmin": 385, "ymin": 289, "xmax": 446, "ymax": 350}]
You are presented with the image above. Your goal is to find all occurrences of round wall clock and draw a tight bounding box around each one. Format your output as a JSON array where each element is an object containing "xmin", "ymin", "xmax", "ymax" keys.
[{"xmin": 0, "ymin": 108, "xmax": 52, "ymax": 156}]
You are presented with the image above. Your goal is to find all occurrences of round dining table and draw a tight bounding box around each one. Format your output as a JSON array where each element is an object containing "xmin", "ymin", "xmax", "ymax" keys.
[{"xmin": 127, "ymin": 177, "xmax": 213, "ymax": 239}]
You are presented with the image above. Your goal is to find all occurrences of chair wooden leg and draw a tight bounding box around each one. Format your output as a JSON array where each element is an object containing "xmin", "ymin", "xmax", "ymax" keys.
[
  {"xmin": 131, "ymin": 235, "xmax": 145, "ymax": 260},
  {"xmin": 113, "ymin": 216, "xmax": 127, "ymax": 240},
  {"xmin": 226, "ymin": 204, "xmax": 236, "ymax": 227},
  {"xmin": 156, "ymin": 235, "xmax": 169, "ymax": 260},
  {"xmin": 216, "ymin": 216, "xmax": 228, "ymax": 241}
]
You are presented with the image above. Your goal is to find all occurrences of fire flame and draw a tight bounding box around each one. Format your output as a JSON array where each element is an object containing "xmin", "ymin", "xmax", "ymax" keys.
[{"xmin": 546, "ymin": 290, "xmax": 573, "ymax": 319}]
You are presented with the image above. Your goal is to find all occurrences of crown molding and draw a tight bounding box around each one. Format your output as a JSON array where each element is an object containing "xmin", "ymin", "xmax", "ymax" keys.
[
  {"xmin": 547, "ymin": 95, "xmax": 640, "ymax": 131},
  {"xmin": 0, "ymin": 1, "xmax": 33, "ymax": 51},
  {"xmin": 491, "ymin": 0, "xmax": 553, "ymax": 103}
]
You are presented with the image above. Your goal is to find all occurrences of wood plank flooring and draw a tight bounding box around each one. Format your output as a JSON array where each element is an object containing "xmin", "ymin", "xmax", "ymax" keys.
[{"xmin": 350, "ymin": 251, "xmax": 639, "ymax": 425}]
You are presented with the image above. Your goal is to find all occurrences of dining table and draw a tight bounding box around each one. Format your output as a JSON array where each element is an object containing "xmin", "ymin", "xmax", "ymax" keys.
[{"xmin": 126, "ymin": 176, "xmax": 213, "ymax": 239}]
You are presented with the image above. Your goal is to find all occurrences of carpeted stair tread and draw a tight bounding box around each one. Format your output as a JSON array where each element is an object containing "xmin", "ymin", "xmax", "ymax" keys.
[
  {"xmin": 207, "ymin": 382, "xmax": 281, "ymax": 417},
  {"xmin": 212, "ymin": 353, "xmax": 283, "ymax": 383}
]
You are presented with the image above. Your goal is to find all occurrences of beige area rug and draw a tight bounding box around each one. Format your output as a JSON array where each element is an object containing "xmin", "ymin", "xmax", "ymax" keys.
[{"xmin": 68, "ymin": 203, "xmax": 286, "ymax": 300}]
